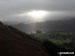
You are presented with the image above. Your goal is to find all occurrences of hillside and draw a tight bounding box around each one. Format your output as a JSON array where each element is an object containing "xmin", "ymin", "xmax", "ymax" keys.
[
  {"xmin": 0, "ymin": 22, "xmax": 48, "ymax": 56},
  {"xmin": 13, "ymin": 17, "xmax": 75, "ymax": 33},
  {"xmin": 1, "ymin": 21, "xmax": 75, "ymax": 56}
]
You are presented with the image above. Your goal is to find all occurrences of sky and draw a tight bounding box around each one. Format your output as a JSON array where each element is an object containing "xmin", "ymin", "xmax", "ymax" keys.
[{"xmin": 0, "ymin": 0, "xmax": 75, "ymax": 23}]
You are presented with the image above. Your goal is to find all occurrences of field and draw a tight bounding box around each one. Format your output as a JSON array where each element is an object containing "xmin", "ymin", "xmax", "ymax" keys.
[{"xmin": 31, "ymin": 32, "xmax": 75, "ymax": 49}]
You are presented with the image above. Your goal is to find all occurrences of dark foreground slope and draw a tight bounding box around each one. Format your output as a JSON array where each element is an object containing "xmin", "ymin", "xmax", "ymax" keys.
[{"xmin": 0, "ymin": 22, "xmax": 48, "ymax": 56}]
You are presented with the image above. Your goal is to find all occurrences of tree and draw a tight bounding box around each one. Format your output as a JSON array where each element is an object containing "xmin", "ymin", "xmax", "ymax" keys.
[{"xmin": 36, "ymin": 30, "xmax": 42, "ymax": 34}]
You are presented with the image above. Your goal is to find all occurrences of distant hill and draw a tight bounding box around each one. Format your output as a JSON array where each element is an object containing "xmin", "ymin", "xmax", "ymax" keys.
[
  {"xmin": 3, "ymin": 21, "xmax": 21, "ymax": 25},
  {"xmin": 13, "ymin": 17, "xmax": 75, "ymax": 33}
]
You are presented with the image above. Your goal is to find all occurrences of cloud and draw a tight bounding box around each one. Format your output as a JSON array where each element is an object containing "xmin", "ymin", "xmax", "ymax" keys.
[{"xmin": 0, "ymin": 0, "xmax": 75, "ymax": 22}]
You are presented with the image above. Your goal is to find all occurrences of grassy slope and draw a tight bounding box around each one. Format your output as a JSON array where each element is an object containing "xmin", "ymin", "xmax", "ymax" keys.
[{"xmin": 34, "ymin": 32, "xmax": 73, "ymax": 46}]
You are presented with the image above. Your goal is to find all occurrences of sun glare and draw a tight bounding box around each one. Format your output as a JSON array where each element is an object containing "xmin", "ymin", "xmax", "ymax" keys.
[
  {"xmin": 18, "ymin": 10, "xmax": 49, "ymax": 22},
  {"xmin": 27, "ymin": 10, "xmax": 48, "ymax": 19}
]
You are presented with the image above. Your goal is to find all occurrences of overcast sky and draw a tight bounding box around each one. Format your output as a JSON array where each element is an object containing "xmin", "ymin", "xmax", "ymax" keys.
[{"xmin": 0, "ymin": 0, "xmax": 75, "ymax": 23}]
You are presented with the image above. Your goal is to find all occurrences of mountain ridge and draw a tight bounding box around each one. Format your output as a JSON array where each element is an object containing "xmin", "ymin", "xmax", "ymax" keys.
[{"xmin": 13, "ymin": 17, "xmax": 75, "ymax": 33}]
